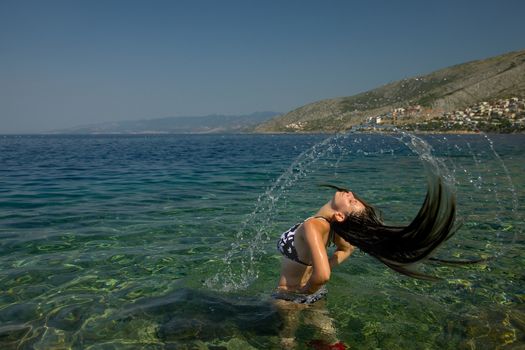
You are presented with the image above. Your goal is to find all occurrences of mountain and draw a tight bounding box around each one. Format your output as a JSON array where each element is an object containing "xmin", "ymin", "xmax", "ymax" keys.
[
  {"xmin": 51, "ymin": 112, "xmax": 279, "ymax": 134},
  {"xmin": 254, "ymin": 49, "xmax": 525, "ymax": 133}
]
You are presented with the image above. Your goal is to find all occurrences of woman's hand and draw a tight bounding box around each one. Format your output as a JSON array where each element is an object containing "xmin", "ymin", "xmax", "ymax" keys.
[{"xmin": 329, "ymin": 235, "xmax": 355, "ymax": 269}]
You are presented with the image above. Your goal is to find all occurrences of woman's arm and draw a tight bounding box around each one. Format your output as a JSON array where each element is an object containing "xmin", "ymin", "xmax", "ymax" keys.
[
  {"xmin": 300, "ymin": 219, "xmax": 331, "ymax": 294},
  {"xmin": 329, "ymin": 234, "xmax": 355, "ymax": 269}
]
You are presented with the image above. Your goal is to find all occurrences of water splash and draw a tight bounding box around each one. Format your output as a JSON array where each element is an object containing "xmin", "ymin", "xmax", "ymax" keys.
[
  {"xmin": 205, "ymin": 126, "xmax": 521, "ymax": 291},
  {"xmin": 205, "ymin": 133, "xmax": 350, "ymax": 291}
]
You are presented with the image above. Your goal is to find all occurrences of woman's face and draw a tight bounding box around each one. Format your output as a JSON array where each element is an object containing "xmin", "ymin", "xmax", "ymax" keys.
[{"xmin": 332, "ymin": 190, "xmax": 365, "ymax": 217}]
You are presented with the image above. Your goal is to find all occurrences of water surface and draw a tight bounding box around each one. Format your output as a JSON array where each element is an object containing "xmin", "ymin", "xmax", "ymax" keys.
[{"xmin": 0, "ymin": 133, "xmax": 523, "ymax": 349}]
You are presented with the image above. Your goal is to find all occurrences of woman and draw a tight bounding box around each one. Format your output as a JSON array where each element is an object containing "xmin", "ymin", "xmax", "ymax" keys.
[{"xmin": 274, "ymin": 178, "xmax": 458, "ymax": 303}]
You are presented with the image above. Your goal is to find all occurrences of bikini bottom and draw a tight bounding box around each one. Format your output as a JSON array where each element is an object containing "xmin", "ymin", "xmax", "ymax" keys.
[{"xmin": 271, "ymin": 286, "xmax": 327, "ymax": 304}]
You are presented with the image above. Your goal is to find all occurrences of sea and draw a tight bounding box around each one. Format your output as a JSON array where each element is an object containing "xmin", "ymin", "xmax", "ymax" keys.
[{"xmin": 0, "ymin": 132, "xmax": 523, "ymax": 349}]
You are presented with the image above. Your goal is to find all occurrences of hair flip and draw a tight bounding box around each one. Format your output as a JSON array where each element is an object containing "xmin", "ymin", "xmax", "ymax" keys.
[{"xmin": 322, "ymin": 179, "xmax": 470, "ymax": 280}]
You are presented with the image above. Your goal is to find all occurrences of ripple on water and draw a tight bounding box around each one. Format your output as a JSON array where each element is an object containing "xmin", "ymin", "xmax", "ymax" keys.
[{"xmin": 0, "ymin": 134, "xmax": 523, "ymax": 349}]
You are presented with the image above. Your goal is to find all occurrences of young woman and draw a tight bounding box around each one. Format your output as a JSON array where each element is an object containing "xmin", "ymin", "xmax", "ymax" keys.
[{"xmin": 274, "ymin": 178, "xmax": 458, "ymax": 304}]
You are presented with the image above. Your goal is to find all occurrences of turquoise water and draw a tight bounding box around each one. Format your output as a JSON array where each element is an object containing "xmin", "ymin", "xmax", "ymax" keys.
[{"xmin": 0, "ymin": 133, "xmax": 523, "ymax": 349}]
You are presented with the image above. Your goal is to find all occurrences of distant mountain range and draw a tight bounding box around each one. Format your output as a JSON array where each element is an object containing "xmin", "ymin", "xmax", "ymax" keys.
[
  {"xmin": 52, "ymin": 112, "xmax": 279, "ymax": 134},
  {"xmin": 255, "ymin": 49, "xmax": 525, "ymax": 132}
]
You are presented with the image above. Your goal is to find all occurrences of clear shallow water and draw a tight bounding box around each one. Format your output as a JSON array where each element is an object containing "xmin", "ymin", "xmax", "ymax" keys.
[{"xmin": 0, "ymin": 133, "xmax": 523, "ymax": 349}]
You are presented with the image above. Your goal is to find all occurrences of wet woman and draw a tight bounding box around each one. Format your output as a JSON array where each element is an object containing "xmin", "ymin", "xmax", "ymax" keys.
[
  {"xmin": 273, "ymin": 179, "xmax": 458, "ymax": 348},
  {"xmin": 275, "ymin": 179, "xmax": 458, "ymax": 300}
]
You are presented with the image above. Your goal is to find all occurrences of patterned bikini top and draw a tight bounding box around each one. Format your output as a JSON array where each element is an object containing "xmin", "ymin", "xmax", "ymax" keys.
[{"xmin": 277, "ymin": 216, "xmax": 334, "ymax": 266}]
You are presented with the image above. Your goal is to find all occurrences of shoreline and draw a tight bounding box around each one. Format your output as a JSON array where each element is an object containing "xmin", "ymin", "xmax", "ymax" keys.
[{"xmin": 1, "ymin": 130, "xmax": 525, "ymax": 137}]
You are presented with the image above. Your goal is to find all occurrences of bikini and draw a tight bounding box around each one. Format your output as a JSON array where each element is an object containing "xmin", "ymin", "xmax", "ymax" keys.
[
  {"xmin": 274, "ymin": 216, "xmax": 334, "ymax": 304},
  {"xmin": 271, "ymin": 285, "xmax": 328, "ymax": 304},
  {"xmin": 276, "ymin": 216, "xmax": 334, "ymax": 266}
]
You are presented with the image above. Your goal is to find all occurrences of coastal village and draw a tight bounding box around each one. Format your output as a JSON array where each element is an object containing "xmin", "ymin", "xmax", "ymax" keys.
[{"xmin": 367, "ymin": 97, "xmax": 525, "ymax": 133}]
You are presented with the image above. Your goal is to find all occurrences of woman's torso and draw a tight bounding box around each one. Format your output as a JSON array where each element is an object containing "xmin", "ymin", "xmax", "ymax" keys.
[{"xmin": 277, "ymin": 217, "xmax": 332, "ymax": 292}]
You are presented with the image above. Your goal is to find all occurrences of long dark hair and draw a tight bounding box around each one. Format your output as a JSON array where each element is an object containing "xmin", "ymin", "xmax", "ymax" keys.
[{"xmin": 322, "ymin": 179, "xmax": 463, "ymax": 281}]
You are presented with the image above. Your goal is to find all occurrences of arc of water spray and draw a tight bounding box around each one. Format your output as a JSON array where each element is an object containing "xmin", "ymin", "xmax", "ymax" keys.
[
  {"xmin": 389, "ymin": 127, "xmax": 520, "ymax": 265},
  {"xmin": 206, "ymin": 112, "xmax": 521, "ymax": 291},
  {"xmin": 205, "ymin": 132, "xmax": 350, "ymax": 292}
]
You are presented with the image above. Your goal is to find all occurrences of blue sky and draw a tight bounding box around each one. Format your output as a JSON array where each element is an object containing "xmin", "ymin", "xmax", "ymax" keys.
[{"xmin": 1, "ymin": 0, "xmax": 524, "ymax": 133}]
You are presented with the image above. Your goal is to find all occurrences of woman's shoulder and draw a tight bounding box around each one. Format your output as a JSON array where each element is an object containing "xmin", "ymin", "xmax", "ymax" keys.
[{"xmin": 302, "ymin": 216, "xmax": 331, "ymax": 234}]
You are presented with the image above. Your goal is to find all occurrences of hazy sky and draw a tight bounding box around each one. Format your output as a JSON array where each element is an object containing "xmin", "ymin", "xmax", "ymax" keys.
[{"xmin": 1, "ymin": 0, "xmax": 524, "ymax": 133}]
